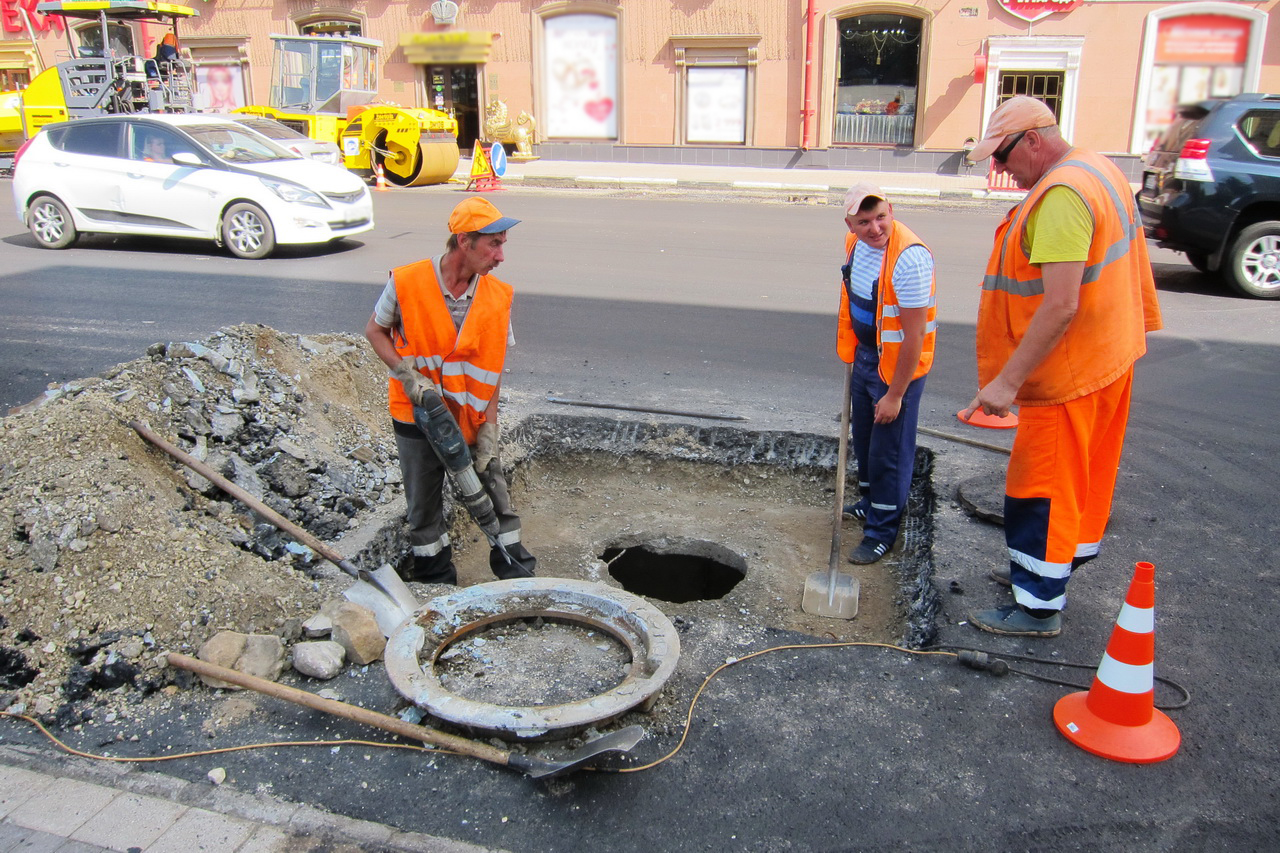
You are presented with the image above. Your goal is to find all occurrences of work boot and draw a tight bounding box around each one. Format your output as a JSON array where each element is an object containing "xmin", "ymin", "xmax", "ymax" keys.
[
  {"xmin": 847, "ymin": 538, "xmax": 889, "ymax": 565},
  {"xmin": 841, "ymin": 502, "xmax": 868, "ymax": 522},
  {"xmin": 404, "ymin": 547, "xmax": 457, "ymax": 585},
  {"xmin": 969, "ymin": 604, "xmax": 1061, "ymax": 638},
  {"xmin": 990, "ymin": 563, "xmax": 1012, "ymax": 586},
  {"xmin": 491, "ymin": 542, "xmax": 536, "ymax": 579}
]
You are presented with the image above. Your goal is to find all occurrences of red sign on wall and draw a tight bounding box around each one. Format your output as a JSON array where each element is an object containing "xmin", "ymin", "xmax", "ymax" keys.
[
  {"xmin": 1, "ymin": 0, "xmax": 67, "ymax": 34},
  {"xmin": 1156, "ymin": 15, "xmax": 1250, "ymax": 66},
  {"xmin": 997, "ymin": 0, "xmax": 1082, "ymax": 25}
]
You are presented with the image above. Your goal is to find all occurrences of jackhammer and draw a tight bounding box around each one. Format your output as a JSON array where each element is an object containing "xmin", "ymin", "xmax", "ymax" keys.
[{"xmin": 410, "ymin": 390, "xmax": 517, "ymax": 568}]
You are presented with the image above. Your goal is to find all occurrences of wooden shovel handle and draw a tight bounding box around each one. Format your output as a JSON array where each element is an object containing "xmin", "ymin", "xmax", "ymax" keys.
[{"xmin": 164, "ymin": 652, "xmax": 512, "ymax": 766}]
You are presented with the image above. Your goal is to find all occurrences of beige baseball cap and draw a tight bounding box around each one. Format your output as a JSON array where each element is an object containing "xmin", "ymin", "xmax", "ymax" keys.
[
  {"xmin": 843, "ymin": 182, "xmax": 887, "ymax": 217},
  {"xmin": 968, "ymin": 96, "xmax": 1057, "ymax": 162}
]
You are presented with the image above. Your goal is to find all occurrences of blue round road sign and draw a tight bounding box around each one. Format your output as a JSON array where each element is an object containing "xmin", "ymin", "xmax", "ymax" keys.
[{"xmin": 490, "ymin": 142, "xmax": 507, "ymax": 177}]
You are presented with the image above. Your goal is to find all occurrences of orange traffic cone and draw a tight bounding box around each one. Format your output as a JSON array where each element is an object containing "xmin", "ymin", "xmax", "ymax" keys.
[
  {"xmin": 373, "ymin": 162, "xmax": 389, "ymax": 191},
  {"xmin": 1053, "ymin": 561, "xmax": 1180, "ymax": 763},
  {"xmin": 957, "ymin": 408, "xmax": 1018, "ymax": 429}
]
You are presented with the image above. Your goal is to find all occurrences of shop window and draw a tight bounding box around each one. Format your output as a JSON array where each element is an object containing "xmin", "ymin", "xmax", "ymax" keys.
[
  {"xmin": 1136, "ymin": 7, "xmax": 1262, "ymax": 152},
  {"xmin": 835, "ymin": 14, "xmax": 921, "ymax": 146},
  {"xmin": 0, "ymin": 68, "xmax": 31, "ymax": 89},
  {"xmin": 541, "ymin": 12, "xmax": 618, "ymax": 140},
  {"xmin": 672, "ymin": 36, "xmax": 758, "ymax": 146},
  {"xmin": 997, "ymin": 72, "xmax": 1063, "ymax": 119},
  {"xmin": 194, "ymin": 62, "xmax": 247, "ymax": 113},
  {"xmin": 298, "ymin": 17, "xmax": 363, "ymax": 38}
]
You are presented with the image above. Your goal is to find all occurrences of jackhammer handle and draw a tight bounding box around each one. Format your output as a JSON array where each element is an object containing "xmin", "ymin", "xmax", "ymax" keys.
[
  {"xmin": 164, "ymin": 653, "xmax": 513, "ymax": 767},
  {"xmin": 128, "ymin": 420, "xmax": 359, "ymax": 580}
]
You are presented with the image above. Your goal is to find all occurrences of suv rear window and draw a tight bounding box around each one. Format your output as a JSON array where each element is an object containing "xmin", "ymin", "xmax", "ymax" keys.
[
  {"xmin": 49, "ymin": 123, "xmax": 123, "ymax": 158},
  {"xmin": 1237, "ymin": 109, "xmax": 1280, "ymax": 158},
  {"xmin": 1152, "ymin": 105, "xmax": 1210, "ymax": 155}
]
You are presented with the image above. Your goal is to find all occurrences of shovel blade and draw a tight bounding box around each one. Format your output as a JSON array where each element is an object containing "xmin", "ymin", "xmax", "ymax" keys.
[
  {"xmin": 343, "ymin": 564, "xmax": 419, "ymax": 637},
  {"xmin": 509, "ymin": 725, "xmax": 647, "ymax": 779},
  {"xmin": 801, "ymin": 570, "xmax": 860, "ymax": 619}
]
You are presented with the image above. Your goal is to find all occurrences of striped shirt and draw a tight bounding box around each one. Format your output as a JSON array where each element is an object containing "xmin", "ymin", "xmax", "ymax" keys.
[{"xmin": 847, "ymin": 242, "xmax": 934, "ymax": 309}]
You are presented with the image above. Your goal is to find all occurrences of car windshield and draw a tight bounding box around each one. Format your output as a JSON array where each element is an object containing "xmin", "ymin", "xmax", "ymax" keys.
[{"xmin": 182, "ymin": 124, "xmax": 300, "ymax": 163}]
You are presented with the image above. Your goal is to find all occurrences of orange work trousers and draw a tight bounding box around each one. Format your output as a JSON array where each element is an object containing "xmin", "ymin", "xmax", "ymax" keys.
[{"xmin": 1004, "ymin": 369, "xmax": 1134, "ymax": 611}]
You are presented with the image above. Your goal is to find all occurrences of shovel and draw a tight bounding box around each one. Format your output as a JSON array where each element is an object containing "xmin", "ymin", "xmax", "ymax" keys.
[
  {"xmin": 129, "ymin": 420, "xmax": 419, "ymax": 636},
  {"xmin": 801, "ymin": 362, "xmax": 860, "ymax": 619},
  {"xmin": 165, "ymin": 652, "xmax": 645, "ymax": 779}
]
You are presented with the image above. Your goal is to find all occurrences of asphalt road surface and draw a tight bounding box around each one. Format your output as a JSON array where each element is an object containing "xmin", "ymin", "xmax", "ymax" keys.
[{"xmin": 2, "ymin": 186, "xmax": 1279, "ymax": 850}]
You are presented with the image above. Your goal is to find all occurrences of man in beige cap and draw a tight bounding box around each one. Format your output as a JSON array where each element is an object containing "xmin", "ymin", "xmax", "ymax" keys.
[
  {"xmin": 961, "ymin": 96, "xmax": 1162, "ymax": 637},
  {"xmin": 836, "ymin": 183, "xmax": 937, "ymax": 565},
  {"xmin": 364, "ymin": 197, "xmax": 536, "ymax": 584}
]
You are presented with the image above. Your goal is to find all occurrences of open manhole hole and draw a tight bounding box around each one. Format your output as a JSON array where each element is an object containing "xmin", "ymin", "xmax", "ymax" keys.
[
  {"xmin": 439, "ymin": 414, "xmax": 938, "ymax": 649},
  {"xmin": 602, "ymin": 540, "xmax": 746, "ymax": 603}
]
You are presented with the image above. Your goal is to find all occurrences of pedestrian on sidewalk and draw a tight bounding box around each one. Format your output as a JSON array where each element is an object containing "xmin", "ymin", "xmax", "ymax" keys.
[
  {"xmin": 836, "ymin": 183, "xmax": 937, "ymax": 565},
  {"xmin": 363, "ymin": 197, "xmax": 537, "ymax": 584},
  {"xmin": 962, "ymin": 96, "xmax": 1162, "ymax": 637}
]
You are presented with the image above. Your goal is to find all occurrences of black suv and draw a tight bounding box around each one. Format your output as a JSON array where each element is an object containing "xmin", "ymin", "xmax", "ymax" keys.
[{"xmin": 1138, "ymin": 93, "xmax": 1280, "ymax": 299}]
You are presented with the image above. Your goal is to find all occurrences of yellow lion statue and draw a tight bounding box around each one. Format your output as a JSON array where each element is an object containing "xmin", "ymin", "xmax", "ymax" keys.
[{"xmin": 483, "ymin": 99, "xmax": 537, "ymax": 159}]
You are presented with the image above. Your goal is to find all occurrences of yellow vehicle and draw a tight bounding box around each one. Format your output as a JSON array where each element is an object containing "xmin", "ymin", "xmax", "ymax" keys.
[
  {"xmin": 0, "ymin": 0, "xmax": 197, "ymax": 169},
  {"xmin": 237, "ymin": 35, "xmax": 459, "ymax": 187}
]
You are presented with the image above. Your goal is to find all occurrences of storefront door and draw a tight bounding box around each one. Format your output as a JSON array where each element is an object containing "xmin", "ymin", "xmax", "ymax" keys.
[{"xmin": 426, "ymin": 64, "xmax": 479, "ymax": 151}]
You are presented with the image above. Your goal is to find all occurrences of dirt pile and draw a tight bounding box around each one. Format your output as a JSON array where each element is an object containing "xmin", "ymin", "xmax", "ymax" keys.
[{"xmin": 0, "ymin": 325, "xmax": 397, "ymax": 720}]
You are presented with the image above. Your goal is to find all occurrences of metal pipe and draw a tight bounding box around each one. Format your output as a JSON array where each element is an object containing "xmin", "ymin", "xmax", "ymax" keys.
[{"xmin": 801, "ymin": 0, "xmax": 818, "ymax": 150}]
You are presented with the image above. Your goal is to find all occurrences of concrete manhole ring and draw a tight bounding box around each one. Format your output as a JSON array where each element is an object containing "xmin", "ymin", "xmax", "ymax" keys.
[{"xmin": 384, "ymin": 578, "xmax": 681, "ymax": 740}]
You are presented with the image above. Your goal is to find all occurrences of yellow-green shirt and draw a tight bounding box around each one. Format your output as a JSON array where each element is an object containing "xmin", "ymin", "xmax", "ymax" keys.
[{"xmin": 1024, "ymin": 185, "xmax": 1093, "ymax": 265}]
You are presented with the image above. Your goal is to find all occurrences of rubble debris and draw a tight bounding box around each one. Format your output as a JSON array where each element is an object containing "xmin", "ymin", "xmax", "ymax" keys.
[
  {"xmin": 195, "ymin": 631, "xmax": 285, "ymax": 688},
  {"xmin": 292, "ymin": 640, "xmax": 346, "ymax": 680},
  {"xmin": 330, "ymin": 602, "xmax": 385, "ymax": 665}
]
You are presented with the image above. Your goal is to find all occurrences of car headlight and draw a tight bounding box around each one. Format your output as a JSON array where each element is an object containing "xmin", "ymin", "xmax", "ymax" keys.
[{"xmin": 259, "ymin": 177, "xmax": 330, "ymax": 209}]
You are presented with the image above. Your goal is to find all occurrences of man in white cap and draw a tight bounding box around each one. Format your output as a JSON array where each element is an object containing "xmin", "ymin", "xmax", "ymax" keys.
[
  {"xmin": 962, "ymin": 96, "xmax": 1162, "ymax": 637},
  {"xmin": 364, "ymin": 197, "xmax": 536, "ymax": 584},
  {"xmin": 836, "ymin": 183, "xmax": 937, "ymax": 564}
]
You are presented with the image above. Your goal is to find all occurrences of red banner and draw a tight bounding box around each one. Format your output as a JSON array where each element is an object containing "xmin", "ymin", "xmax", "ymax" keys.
[
  {"xmin": 997, "ymin": 0, "xmax": 1082, "ymax": 24},
  {"xmin": 1156, "ymin": 15, "xmax": 1250, "ymax": 66}
]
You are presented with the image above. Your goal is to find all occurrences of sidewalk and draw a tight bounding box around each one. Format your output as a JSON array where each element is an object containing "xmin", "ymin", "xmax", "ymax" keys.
[
  {"xmin": 0, "ymin": 744, "xmax": 493, "ymax": 853},
  {"xmin": 450, "ymin": 156, "xmax": 1020, "ymax": 202}
]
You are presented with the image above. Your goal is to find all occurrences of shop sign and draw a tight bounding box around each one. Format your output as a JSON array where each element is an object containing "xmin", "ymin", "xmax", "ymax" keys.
[
  {"xmin": 997, "ymin": 0, "xmax": 1082, "ymax": 24},
  {"xmin": 1156, "ymin": 15, "xmax": 1250, "ymax": 65},
  {"xmin": 401, "ymin": 30, "xmax": 493, "ymax": 64},
  {"xmin": 1, "ymin": 0, "xmax": 67, "ymax": 33}
]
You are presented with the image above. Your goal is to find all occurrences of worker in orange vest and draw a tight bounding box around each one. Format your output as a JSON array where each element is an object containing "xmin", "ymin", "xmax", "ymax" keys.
[
  {"xmin": 963, "ymin": 96, "xmax": 1162, "ymax": 637},
  {"xmin": 364, "ymin": 198, "xmax": 536, "ymax": 584},
  {"xmin": 836, "ymin": 183, "xmax": 937, "ymax": 565}
]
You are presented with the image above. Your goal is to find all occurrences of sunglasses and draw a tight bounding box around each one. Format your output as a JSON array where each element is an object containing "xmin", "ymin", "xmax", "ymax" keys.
[{"xmin": 992, "ymin": 130, "xmax": 1028, "ymax": 164}]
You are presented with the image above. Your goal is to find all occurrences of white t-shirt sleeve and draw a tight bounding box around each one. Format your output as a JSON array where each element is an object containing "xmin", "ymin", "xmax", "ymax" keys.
[
  {"xmin": 891, "ymin": 245, "xmax": 934, "ymax": 309},
  {"xmin": 373, "ymin": 275, "xmax": 399, "ymax": 328}
]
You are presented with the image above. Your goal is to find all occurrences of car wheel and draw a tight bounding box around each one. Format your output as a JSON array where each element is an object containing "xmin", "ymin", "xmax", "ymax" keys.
[
  {"xmin": 1186, "ymin": 252, "xmax": 1212, "ymax": 274},
  {"xmin": 27, "ymin": 195, "xmax": 78, "ymax": 250},
  {"xmin": 1226, "ymin": 222, "xmax": 1280, "ymax": 299},
  {"xmin": 221, "ymin": 202, "xmax": 276, "ymax": 260}
]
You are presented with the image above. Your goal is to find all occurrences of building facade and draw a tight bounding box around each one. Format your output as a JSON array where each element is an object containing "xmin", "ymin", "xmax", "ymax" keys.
[{"xmin": 2, "ymin": 0, "xmax": 1276, "ymax": 174}]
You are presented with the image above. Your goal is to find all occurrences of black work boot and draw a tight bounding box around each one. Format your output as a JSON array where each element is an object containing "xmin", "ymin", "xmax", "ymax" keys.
[
  {"xmin": 490, "ymin": 542, "xmax": 536, "ymax": 579},
  {"xmin": 404, "ymin": 546, "xmax": 457, "ymax": 585}
]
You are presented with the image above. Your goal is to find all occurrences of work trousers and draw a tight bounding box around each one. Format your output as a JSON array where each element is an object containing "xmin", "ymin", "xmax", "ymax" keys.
[
  {"xmin": 849, "ymin": 345, "xmax": 926, "ymax": 547},
  {"xmin": 1005, "ymin": 369, "xmax": 1134, "ymax": 612},
  {"xmin": 394, "ymin": 421, "xmax": 536, "ymax": 582}
]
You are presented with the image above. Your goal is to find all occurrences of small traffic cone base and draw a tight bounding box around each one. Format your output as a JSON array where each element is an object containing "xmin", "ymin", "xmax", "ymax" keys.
[
  {"xmin": 1054, "ymin": 691, "xmax": 1180, "ymax": 764},
  {"xmin": 957, "ymin": 409, "xmax": 1018, "ymax": 429},
  {"xmin": 1052, "ymin": 561, "xmax": 1181, "ymax": 764}
]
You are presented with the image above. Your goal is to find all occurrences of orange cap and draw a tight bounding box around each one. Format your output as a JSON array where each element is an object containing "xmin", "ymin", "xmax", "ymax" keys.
[
  {"xmin": 843, "ymin": 182, "xmax": 887, "ymax": 217},
  {"xmin": 448, "ymin": 197, "xmax": 520, "ymax": 235},
  {"xmin": 968, "ymin": 96, "xmax": 1057, "ymax": 162}
]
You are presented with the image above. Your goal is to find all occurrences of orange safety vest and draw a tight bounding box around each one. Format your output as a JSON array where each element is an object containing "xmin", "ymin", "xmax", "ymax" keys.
[
  {"xmin": 977, "ymin": 149, "xmax": 1162, "ymax": 406},
  {"xmin": 387, "ymin": 258, "xmax": 512, "ymax": 445},
  {"xmin": 837, "ymin": 220, "xmax": 937, "ymax": 385}
]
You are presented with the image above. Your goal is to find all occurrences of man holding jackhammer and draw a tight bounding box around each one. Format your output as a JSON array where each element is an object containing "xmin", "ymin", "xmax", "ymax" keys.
[{"xmin": 363, "ymin": 197, "xmax": 536, "ymax": 584}]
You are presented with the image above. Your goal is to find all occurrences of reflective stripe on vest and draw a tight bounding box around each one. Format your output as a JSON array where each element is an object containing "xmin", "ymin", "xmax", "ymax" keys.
[{"xmin": 388, "ymin": 258, "xmax": 512, "ymax": 444}]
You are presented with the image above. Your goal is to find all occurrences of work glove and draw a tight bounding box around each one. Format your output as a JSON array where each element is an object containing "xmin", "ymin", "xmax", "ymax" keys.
[
  {"xmin": 391, "ymin": 357, "xmax": 436, "ymax": 407},
  {"xmin": 473, "ymin": 421, "xmax": 500, "ymax": 474}
]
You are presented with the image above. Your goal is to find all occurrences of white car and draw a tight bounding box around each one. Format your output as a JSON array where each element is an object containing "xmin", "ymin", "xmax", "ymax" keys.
[
  {"xmin": 12, "ymin": 114, "xmax": 373, "ymax": 259},
  {"xmin": 230, "ymin": 115, "xmax": 344, "ymax": 167}
]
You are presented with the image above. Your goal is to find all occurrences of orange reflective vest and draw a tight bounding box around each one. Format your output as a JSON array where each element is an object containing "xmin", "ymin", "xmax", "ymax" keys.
[
  {"xmin": 387, "ymin": 258, "xmax": 512, "ymax": 445},
  {"xmin": 977, "ymin": 149, "xmax": 1162, "ymax": 406},
  {"xmin": 837, "ymin": 220, "xmax": 937, "ymax": 385}
]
